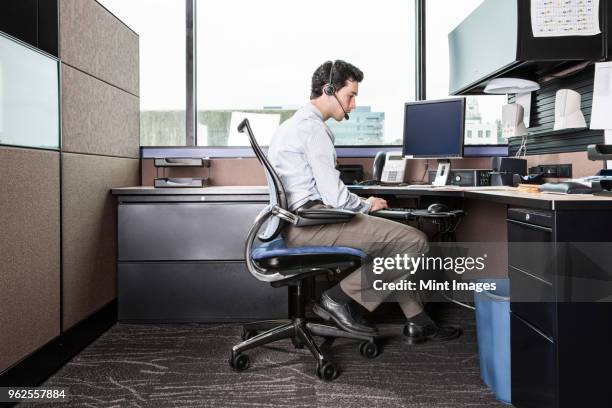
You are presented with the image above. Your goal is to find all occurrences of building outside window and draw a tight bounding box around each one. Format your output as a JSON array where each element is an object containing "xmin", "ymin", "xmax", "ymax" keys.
[{"xmin": 196, "ymin": 0, "xmax": 415, "ymax": 147}]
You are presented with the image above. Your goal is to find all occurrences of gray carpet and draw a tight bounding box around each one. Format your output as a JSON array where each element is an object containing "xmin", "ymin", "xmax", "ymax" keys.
[{"xmin": 25, "ymin": 306, "xmax": 509, "ymax": 408}]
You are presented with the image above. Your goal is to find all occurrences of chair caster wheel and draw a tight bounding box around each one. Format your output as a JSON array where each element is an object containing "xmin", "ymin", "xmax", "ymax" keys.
[
  {"xmin": 291, "ymin": 337, "xmax": 304, "ymax": 349},
  {"xmin": 359, "ymin": 341, "xmax": 379, "ymax": 358},
  {"xmin": 229, "ymin": 353, "xmax": 250, "ymax": 371},
  {"xmin": 241, "ymin": 328, "xmax": 257, "ymax": 341},
  {"xmin": 316, "ymin": 360, "xmax": 338, "ymax": 381}
]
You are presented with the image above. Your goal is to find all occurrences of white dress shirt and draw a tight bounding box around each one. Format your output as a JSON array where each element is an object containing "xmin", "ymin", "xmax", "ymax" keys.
[{"xmin": 267, "ymin": 103, "xmax": 371, "ymax": 213}]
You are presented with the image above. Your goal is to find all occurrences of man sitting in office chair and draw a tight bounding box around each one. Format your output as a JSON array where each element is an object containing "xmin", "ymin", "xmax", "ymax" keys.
[{"xmin": 267, "ymin": 59, "xmax": 461, "ymax": 344}]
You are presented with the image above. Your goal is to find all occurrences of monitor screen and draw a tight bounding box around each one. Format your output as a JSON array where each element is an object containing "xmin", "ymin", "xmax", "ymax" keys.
[{"xmin": 402, "ymin": 98, "xmax": 465, "ymax": 159}]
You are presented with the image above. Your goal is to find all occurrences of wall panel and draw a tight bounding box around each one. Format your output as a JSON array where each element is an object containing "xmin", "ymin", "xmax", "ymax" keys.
[
  {"xmin": 58, "ymin": 0, "xmax": 138, "ymax": 95},
  {"xmin": 61, "ymin": 153, "xmax": 139, "ymax": 330},
  {"xmin": 61, "ymin": 63, "xmax": 139, "ymax": 158},
  {"xmin": 0, "ymin": 147, "xmax": 60, "ymax": 373}
]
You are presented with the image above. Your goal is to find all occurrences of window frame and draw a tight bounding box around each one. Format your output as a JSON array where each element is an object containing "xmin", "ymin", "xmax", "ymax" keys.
[{"xmin": 179, "ymin": 0, "xmax": 422, "ymax": 155}]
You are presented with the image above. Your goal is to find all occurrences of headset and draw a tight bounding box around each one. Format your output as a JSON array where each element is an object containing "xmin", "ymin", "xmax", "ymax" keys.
[{"xmin": 323, "ymin": 60, "xmax": 350, "ymax": 120}]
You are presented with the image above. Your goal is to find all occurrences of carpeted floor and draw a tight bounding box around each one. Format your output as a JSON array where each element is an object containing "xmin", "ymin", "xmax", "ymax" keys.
[{"xmin": 24, "ymin": 305, "xmax": 509, "ymax": 408}]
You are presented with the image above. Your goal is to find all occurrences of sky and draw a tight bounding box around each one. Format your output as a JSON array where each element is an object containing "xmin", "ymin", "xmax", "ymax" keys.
[{"xmin": 98, "ymin": 0, "xmax": 505, "ymax": 143}]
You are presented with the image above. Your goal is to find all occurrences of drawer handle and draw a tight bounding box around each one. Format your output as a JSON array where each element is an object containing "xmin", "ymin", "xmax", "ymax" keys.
[
  {"xmin": 512, "ymin": 312, "xmax": 554, "ymax": 343},
  {"xmin": 507, "ymin": 218, "xmax": 552, "ymax": 233}
]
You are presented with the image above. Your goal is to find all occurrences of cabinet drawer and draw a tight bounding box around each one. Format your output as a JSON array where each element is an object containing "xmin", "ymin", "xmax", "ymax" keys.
[
  {"xmin": 118, "ymin": 202, "xmax": 265, "ymax": 261},
  {"xmin": 510, "ymin": 266, "xmax": 555, "ymax": 337},
  {"xmin": 508, "ymin": 208, "xmax": 553, "ymax": 228},
  {"xmin": 511, "ymin": 313, "xmax": 556, "ymax": 408},
  {"xmin": 118, "ymin": 262, "xmax": 288, "ymax": 322},
  {"xmin": 508, "ymin": 219, "xmax": 553, "ymax": 283}
]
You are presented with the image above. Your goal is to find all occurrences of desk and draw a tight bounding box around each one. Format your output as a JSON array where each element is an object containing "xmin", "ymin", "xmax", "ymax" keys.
[
  {"xmin": 351, "ymin": 184, "xmax": 612, "ymax": 408},
  {"xmin": 114, "ymin": 185, "xmax": 612, "ymax": 407},
  {"xmin": 112, "ymin": 186, "xmax": 287, "ymax": 322}
]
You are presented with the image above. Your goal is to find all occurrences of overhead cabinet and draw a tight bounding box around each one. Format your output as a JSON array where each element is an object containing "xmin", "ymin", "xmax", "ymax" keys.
[{"xmin": 449, "ymin": 0, "xmax": 610, "ymax": 95}]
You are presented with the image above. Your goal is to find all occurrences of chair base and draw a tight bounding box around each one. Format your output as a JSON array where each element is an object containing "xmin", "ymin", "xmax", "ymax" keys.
[{"xmin": 231, "ymin": 318, "xmax": 380, "ymax": 381}]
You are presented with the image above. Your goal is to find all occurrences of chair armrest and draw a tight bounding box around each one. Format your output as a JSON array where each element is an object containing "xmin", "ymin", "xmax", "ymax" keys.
[{"xmin": 294, "ymin": 208, "xmax": 356, "ymax": 226}]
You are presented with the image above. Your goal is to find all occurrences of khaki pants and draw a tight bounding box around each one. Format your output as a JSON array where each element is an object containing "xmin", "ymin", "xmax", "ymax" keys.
[{"xmin": 282, "ymin": 208, "xmax": 429, "ymax": 318}]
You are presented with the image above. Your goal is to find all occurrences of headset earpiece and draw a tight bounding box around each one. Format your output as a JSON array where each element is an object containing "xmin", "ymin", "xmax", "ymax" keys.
[
  {"xmin": 323, "ymin": 83, "xmax": 335, "ymax": 96},
  {"xmin": 323, "ymin": 60, "xmax": 336, "ymax": 96}
]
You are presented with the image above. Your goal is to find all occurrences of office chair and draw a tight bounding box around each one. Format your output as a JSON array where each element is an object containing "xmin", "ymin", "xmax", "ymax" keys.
[{"xmin": 229, "ymin": 119, "xmax": 379, "ymax": 381}]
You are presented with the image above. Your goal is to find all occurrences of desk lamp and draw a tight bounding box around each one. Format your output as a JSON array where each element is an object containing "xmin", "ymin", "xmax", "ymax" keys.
[{"xmin": 484, "ymin": 78, "xmax": 540, "ymax": 138}]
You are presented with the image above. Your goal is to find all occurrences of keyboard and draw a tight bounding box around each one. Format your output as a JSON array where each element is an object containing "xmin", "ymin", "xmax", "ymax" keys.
[{"xmin": 371, "ymin": 207, "xmax": 416, "ymax": 220}]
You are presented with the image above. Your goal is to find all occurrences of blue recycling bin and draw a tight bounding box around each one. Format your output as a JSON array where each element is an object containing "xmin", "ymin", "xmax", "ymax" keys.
[{"xmin": 474, "ymin": 278, "xmax": 511, "ymax": 405}]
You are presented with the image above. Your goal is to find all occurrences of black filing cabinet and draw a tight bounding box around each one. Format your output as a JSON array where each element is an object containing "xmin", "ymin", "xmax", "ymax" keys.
[
  {"xmin": 116, "ymin": 194, "xmax": 288, "ymax": 322},
  {"xmin": 508, "ymin": 207, "xmax": 612, "ymax": 408}
]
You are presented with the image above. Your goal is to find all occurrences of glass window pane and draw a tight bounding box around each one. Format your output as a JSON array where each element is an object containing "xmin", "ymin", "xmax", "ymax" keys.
[
  {"xmin": 97, "ymin": 0, "xmax": 186, "ymax": 146},
  {"xmin": 196, "ymin": 0, "xmax": 415, "ymax": 146},
  {"xmin": 0, "ymin": 33, "xmax": 59, "ymax": 149},
  {"xmin": 426, "ymin": 0, "xmax": 507, "ymax": 146}
]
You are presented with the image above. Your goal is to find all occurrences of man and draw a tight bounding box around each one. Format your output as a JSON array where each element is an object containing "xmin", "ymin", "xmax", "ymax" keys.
[{"xmin": 267, "ymin": 60, "xmax": 460, "ymax": 343}]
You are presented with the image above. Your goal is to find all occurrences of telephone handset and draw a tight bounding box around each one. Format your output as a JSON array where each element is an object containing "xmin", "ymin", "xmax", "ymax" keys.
[
  {"xmin": 373, "ymin": 151, "xmax": 386, "ymax": 182},
  {"xmin": 374, "ymin": 151, "xmax": 407, "ymax": 184}
]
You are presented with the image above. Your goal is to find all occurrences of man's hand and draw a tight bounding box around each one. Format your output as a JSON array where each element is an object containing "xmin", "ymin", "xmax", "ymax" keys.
[{"xmin": 366, "ymin": 196, "xmax": 388, "ymax": 212}]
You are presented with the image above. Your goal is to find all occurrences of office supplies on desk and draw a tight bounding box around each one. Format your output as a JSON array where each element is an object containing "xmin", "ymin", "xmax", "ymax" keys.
[
  {"xmin": 338, "ymin": 164, "xmax": 364, "ymax": 185},
  {"xmin": 154, "ymin": 177, "xmax": 206, "ymax": 188},
  {"xmin": 154, "ymin": 157, "xmax": 210, "ymax": 188},
  {"xmin": 427, "ymin": 203, "xmax": 449, "ymax": 214},
  {"xmin": 539, "ymin": 181, "xmax": 593, "ymax": 194},
  {"xmin": 154, "ymin": 157, "xmax": 210, "ymax": 167},
  {"xmin": 516, "ymin": 184, "xmax": 540, "ymax": 193},
  {"xmin": 427, "ymin": 169, "xmax": 492, "ymax": 186},
  {"xmin": 376, "ymin": 151, "xmax": 407, "ymax": 184},
  {"xmin": 490, "ymin": 157, "xmax": 527, "ymax": 186}
]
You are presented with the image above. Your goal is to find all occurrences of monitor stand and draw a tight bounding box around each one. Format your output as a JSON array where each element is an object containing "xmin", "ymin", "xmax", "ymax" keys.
[{"xmin": 433, "ymin": 160, "xmax": 451, "ymax": 186}]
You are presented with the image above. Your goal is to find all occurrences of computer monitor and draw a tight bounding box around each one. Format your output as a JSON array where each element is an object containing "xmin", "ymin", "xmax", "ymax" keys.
[
  {"xmin": 463, "ymin": 144, "xmax": 509, "ymax": 157},
  {"xmin": 402, "ymin": 98, "xmax": 465, "ymax": 159}
]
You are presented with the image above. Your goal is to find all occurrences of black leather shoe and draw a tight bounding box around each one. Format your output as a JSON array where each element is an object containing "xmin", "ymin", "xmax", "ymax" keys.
[
  {"xmin": 313, "ymin": 293, "xmax": 377, "ymax": 335},
  {"xmin": 403, "ymin": 321, "xmax": 462, "ymax": 345}
]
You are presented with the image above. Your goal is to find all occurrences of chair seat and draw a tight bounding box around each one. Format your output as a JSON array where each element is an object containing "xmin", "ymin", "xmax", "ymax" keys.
[{"xmin": 252, "ymin": 238, "xmax": 366, "ymax": 272}]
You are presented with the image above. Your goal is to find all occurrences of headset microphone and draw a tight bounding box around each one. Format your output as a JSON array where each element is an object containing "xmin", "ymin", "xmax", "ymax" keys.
[
  {"xmin": 334, "ymin": 94, "xmax": 350, "ymax": 120},
  {"xmin": 324, "ymin": 60, "xmax": 350, "ymax": 120}
]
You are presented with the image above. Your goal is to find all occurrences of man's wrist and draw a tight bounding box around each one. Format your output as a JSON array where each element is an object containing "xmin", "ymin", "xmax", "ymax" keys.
[{"xmin": 361, "ymin": 200, "xmax": 372, "ymax": 213}]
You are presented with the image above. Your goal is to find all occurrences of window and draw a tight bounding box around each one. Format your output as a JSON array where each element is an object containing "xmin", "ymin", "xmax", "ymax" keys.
[
  {"xmin": 0, "ymin": 32, "xmax": 59, "ymax": 149},
  {"xmin": 196, "ymin": 0, "xmax": 415, "ymax": 146},
  {"xmin": 467, "ymin": 130, "xmax": 472, "ymax": 138},
  {"xmin": 426, "ymin": 0, "xmax": 507, "ymax": 146},
  {"xmin": 96, "ymin": 0, "xmax": 186, "ymax": 146}
]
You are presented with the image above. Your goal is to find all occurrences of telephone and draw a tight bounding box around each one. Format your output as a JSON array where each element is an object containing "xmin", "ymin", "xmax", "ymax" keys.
[{"xmin": 373, "ymin": 151, "xmax": 407, "ymax": 184}]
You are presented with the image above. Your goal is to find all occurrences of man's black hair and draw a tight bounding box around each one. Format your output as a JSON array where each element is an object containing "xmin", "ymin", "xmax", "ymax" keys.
[{"xmin": 310, "ymin": 60, "xmax": 364, "ymax": 99}]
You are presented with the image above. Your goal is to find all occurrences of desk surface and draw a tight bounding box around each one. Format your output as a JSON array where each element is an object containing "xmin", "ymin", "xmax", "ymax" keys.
[
  {"xmin": 112, "ymin": 186, "xmax": 269, "ymax": 195},
  {"xmin": 112, "ymin": 185, "xmax": 612, "ymax": 210},
  {"xmin": 350, "ymin": 185, "xmax": 612, "ymax": 210}
]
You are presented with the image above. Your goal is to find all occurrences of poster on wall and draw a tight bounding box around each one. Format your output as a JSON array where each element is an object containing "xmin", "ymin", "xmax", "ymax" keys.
[{"xmin": 531, "ymin": 0, "xmax": 600, "ymax": 37}]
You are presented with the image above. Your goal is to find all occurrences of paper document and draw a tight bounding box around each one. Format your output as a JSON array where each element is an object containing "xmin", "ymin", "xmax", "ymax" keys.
[
  {"xmin": 590, "ymin": 62, "xmax": 612, "ymax": 130},
  {"xmin": 531, "ymin": 0, "xmax": 600, "ymax": 37}
]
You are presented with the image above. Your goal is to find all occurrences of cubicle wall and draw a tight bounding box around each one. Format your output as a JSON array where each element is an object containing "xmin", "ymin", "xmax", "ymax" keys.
[
  {"xmin": 58, "ymin": 0, "xmax": 140, "ymax": 331},
  {"xmin": 0, "ymin": 147, "xmax": 61, "ymax": 375},
  {"xmin": 0, "ymin": 0, "xmax": 139, "ymax": 374}
]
